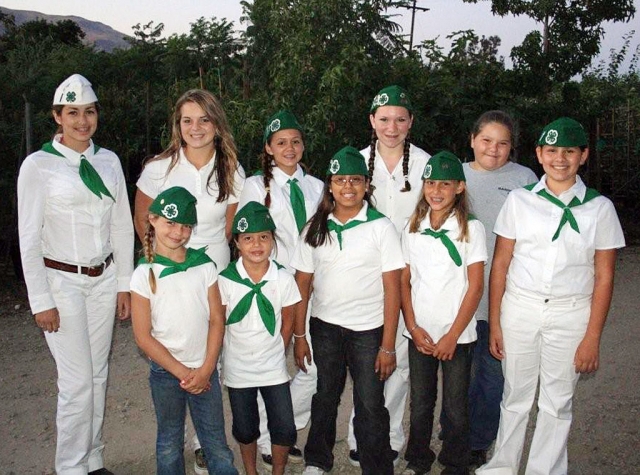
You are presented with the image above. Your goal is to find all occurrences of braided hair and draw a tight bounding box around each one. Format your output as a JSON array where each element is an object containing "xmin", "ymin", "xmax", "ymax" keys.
[
  {"xmin": 368, "ymin": 131, "xmax": 412, "ymax": 194},
  {"xmin": 142, "ymin": 220, "xmax": 157, "ymax": 294},
  {"xmin": 259, "ymin": 149, "xmax": 274, "ymax": 208}
]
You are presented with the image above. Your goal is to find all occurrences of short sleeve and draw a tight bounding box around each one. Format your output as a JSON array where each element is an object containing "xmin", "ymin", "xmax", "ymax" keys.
[
  {"xmin": 595, "ymin": 198, "xmax": 626, "ymax": 250},
  {"xmin": 379, "ymin": 220, "xmax": 405, "ymax": 272},
  {"xmin": 493, "ymin": 192, "xmax": 517, "ymax": 240},
  {"xmin": 279, "ymin": 270, "xmax": 302, "ymax": 307},
  {"xmin": 130, "ymin": 265, "xmax": 152, "ymax": 299},
  {"xmin": 290, "ymin": 232, "xmax": 315, "ymax": 273},
  {"xmin": 229, "ymin": 164, "xmax": 246, "ymax": 205},
  {"xmin": 136, "ymin": 159, "xmax": 168, "ymax": 199},
  {"xmin": 401, "ymin": 227, "xmax": 412, "ymax": 264},
  {"xmin": 466, "ymin": 220, "xmax": 488, "ymax": 265}
]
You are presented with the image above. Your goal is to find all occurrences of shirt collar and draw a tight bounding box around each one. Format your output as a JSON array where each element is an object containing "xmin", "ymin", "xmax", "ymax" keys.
[
  {"xmin": 422, "ymin": 210, "xmax": 460, "ymax": 232},
  {"xmin": 52, "ymin": 134, "xmax": 95, "ymax": 165},
  {"xmin": 237, "ymin": 256, "xmax": 278, "ymax": 283},
  {"xmin": 179, "ymin": 147, "xmax": 216, "ymax": 172},
  {"xmin": 532, "ymin": 174, "xmax": 587, "ymax": 202},
  {"xmin": 329, "ymin": 201, "xmax": 369, "ymax": 225},
  {"xmin": 272, "ymin": 164, "xmax": 304, "ymax": 187}
]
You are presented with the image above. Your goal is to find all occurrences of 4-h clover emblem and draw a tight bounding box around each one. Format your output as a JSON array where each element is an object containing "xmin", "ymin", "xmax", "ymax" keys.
[
  {"xmin": 423, "ymin": 164, "xmax": 432, "ymax": 179},
  {"xmin": 270, "ymin": 119, "xmax": 281, "ymax": 133},
  {"xmin": 162, "ymin": 204, "xmax": 179, "ymax": 220},
  {"xmin": 377, "ymin": 93, "xmax": 389, "ymax": 106},
  {"xmin": 545, "ymin": 129, "xmax": 558, "ymax": 145},
  {"xmin": 66, "ymin": 91, "xmax": 77, "ymax": 103},
  {"xmin": 329, "ymin": 159, "xmax": 340, "ymax": 174},
  {"xmin": 237, "ymin": 217, "xmax": 249, "ymax": 233}
]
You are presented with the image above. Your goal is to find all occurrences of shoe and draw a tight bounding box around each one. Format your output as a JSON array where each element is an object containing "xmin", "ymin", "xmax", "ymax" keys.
[
  {"xmin": 288, "ymin": 445, "xmax": 304, "ymax": 463},
  {"xmin": 392, "ymin": 449, "xmax": 400, "ymax": 467},
  {"xmin": 194, "ymin": 448, "xmax": 208, "ymax": 475},
  {"xmin": 469, "ymin": 448, "xmax": 487, "ymax": 466},
  {"xmin": 303, "ymin": 466, "xmax": 326, "ymax": 474},
  {"xmin": 402, "ymin": 465, "xmax": 429, "ymax": 475},
  {"xmin": 348, "ymin": 449, "xmax": 360, "ymax": 467},
  {"xmin": 261, "ymin": 453, "xmax": 273, "ymax": 470},
  {"xmin": 88, "ymin": 470, "xmax": 114, "ymax": 475}
]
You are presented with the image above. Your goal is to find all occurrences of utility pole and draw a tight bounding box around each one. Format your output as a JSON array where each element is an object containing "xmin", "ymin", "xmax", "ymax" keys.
[{"xmin": 393, "ymin": 0, "xmax": 429, "ymax": 52}]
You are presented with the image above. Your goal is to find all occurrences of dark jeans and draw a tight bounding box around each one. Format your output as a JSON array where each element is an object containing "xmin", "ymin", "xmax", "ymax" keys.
[
  {"xmin": 468, "ymin": 320, "xmax": 505, "ymax": 451},
  {"xmin": 405, "ymin": 339, "xmax": 474, "ymax": 475},
  {"xmin": 228, "ymin": 382, "xmax": 296, "ymax": 446},
  {"xmin": 304, "ymin": 318, "xmax": 394, "ymax": 475},
  {"xmin": 149, "ymin": 361, "xmax": 237, "ymax": 475}
]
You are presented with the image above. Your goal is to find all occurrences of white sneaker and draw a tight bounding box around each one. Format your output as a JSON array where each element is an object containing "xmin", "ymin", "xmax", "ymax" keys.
[
  {"xmin": 303, "ymin": 466, "xmax": 326, "ymax": 474},
  {"xmin": 194, "ymin": 448, "xmax": 208, "ymax": 475}
]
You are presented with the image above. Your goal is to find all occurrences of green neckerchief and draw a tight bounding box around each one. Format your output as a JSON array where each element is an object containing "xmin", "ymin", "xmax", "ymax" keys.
[
  {"xmin": 287, "ymin": 178, "xmax": 307, "ymax": 234},
  {"xmin": 219, "ymin": 260, "xmax": 284, "ymax": 336},
  {"xmin": 138, "ymin": 247, "xmax": 212, "ymax": 278},
  {"xmin": 43, "ymin": 141, "xmax": 114, "ymax": 201},
  {"xmin": 327, "ymin": 206, "xmax": 386, "ymax": 250},
  {"xmin": 525, "ymin": 183, "xmax": 600, "ymax": 241},
  {"xmin": 421, "ymin": 228, "xmax": 462, "ymax": 267}
]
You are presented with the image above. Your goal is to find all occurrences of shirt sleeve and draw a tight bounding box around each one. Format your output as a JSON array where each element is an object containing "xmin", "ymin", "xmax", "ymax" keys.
[
  {"xmin": 237, "ymin": 176, "xmax": 268, "ymax": 210},
  {"xmin": 129, "ymin": 265, "xmax": 151, "ymax": 299},
  {"xmin": 466, "ymin": 220, "xmax": 489, "ymax": 265},
  {"xmin": 229, "ymin": 164, "xmax": 246, "ymax": 205},
  {"xmin": 595, "ymin": 198, "xmax": 626, "ymax": 250},
  {"xmin": 401, "ymin": 227, "xmax": 411, "ymax": 264},
  {"xmin": 109, "ymin": 155, "xmax": 135, "ymax": 292},
  {"xmin": 379, "ymin": 220, "xmax": 406, "ymax": 272},
  {"xmin": 280, "ymin": 270, "xmax": 302, "ymax": 307},
  {"xmin": 493, "ymin": 192, "xmax": 518, "ymax": 240},
  {"xmin": 18, "ymin": 157, "xmax": 55, "ymax": 314},
  {"xmin": 218, "ymin": 275, "xmax": 231, "ymax": 306},
  {"xmin": 136, "ymin": 159, "xmax": 167, "ymax": 199},
  {"xmin": 290, "ymin": 232, "xmax": 315, "ymax": 273}
]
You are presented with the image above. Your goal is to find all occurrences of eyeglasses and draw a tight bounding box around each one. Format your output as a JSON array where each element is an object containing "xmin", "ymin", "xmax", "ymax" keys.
[{"xmin": 331, "ymin": 177, "xmax": 365, "ymax": 187}]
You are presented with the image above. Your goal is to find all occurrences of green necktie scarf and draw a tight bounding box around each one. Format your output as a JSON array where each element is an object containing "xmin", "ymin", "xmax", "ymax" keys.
[
  {"xmin": 139, "ymin": 247, "xmax": 212, "ymax": 278},
  {"xmin": 421, "ymin": 228, "xmax": 462, "ymax": 266},
  {"xmin": 219, "ymin": 261, "xmax": 276, "ymax": 336},
  {"xmin": 529, "ymin": 185, "xmax": 600, "ymax": 241},
  {"xmin": 287, "ymin": 178, "xmax": 307, "ymax": 234},
  {"xmin": 327, "ymin": 206, "xmax": 385, "ymax": 250}
]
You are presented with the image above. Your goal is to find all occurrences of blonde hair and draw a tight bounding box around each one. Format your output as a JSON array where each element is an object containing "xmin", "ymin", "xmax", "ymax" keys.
[
  {"xmin": 144, "ymin": 89, "xmax": 240, "ymax": 202},
  {"xmin": 408, "ymin": 182, "xmax": 471, "ymax": 241},
  {"xmin": 142, "ymin": 220, "xmax": 158, "ymax": 294}
]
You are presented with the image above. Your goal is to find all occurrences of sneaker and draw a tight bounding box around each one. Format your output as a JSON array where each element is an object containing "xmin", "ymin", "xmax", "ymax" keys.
[
  {"xmin": 194, "ymin": 448, "xmax": 208, "ymax": 475},
  {"xmin": 88, "ymin": 470, "xmax": 114, "ymax": 475},
  {"xmin": 303, "ymin": 466, "xmax": 326, "ymax": 474},
  {"xmin": 469, "ymin": 448, "xmax": 487, "ymax": 466},
  {"xmin": 348, "ymin": 449, "xmax": 360, "ymax": 467},
  {"xmin": 288, "ymin": 445, "xmax": 304, "ymax": 463},
  {"xmin": 392, "ymin": 450, "xmax": 400, "ymax": 467},
  {"xmin": 402, "ymin": 465, "xmax": 429, "ymax": 475},
  {"xmin": 261, "ymin": 453, "xmax": 273, "ymax": 470}
]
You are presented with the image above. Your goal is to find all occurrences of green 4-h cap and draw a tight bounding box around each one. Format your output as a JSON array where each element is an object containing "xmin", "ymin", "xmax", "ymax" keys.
[
  {"xmin": 370, "ymin": 85, "xmax": 413, "ymax": 113},
  {"xmin": 149, "ymin": 186, "xmax": 198, "ymax": 225},
  {"xmin": 326, "ymin": 146, "xmax": 368, "ymax": 176},
  {"xmin": 233, "ymin": 201, "xmax": 276, "ymax": 234},
  {"xmin": 422, "ymin": 151, "xmax": 466, "ymax": 181},
  {"xmin": 263, "ymin": 110, "xmax": 304, "ymax": 144},
  {"xmin": 538, "ymin": 117, "xmax": 588, "ymax": 147}
]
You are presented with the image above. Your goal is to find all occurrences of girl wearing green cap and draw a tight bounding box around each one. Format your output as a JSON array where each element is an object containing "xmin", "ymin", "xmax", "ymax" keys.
[
  {"xmin": 131, "ymin": 186, "xmax": 237, "ymax": 475},
  {"xmin": 401, "ymin": 151, "xmax": 487, "ymax": 474},
  {"xmin": 238, "ymin": 110, "xmax": 323, "ymax": 467},
  {"xmin": 477, "ymin": 118, "xmax": 625, "ymax": 474},
  {"xmin": 291, "ymin": 146, "xmax": 405, "ymax": 475},
  {"xmin": 219, "ymin": 201, "xmax": 300, "ymax": 475},
  {"xmin": 17, "ymin": 74, "xmax": 134, "ymax": 475}
]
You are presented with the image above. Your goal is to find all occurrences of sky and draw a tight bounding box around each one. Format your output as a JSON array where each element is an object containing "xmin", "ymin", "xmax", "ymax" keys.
[{"xmin": 2, "ymin": 0, "xmax": 638, "ymax": 69}]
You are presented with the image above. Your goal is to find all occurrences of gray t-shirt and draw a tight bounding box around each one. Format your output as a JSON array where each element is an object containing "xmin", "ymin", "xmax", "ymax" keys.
[{"xmin": 463, "ymin": 161, "xmax": 537, "ymax": 320}]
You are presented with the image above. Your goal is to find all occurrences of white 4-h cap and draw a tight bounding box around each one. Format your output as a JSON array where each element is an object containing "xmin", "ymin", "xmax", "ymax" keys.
[{"xmin": 53, "ymin": 74, "xmax": 99, "ymax": 105}]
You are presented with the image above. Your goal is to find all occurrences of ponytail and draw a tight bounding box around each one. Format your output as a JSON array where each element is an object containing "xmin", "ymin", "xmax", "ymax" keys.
[{"xmin": 142, "ymin": 222, "xmax": 157, "ymax": 294}]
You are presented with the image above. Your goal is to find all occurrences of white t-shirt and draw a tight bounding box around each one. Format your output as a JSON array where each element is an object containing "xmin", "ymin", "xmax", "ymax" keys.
[
  {"xmin": 219, "ymin": 258, "xmax": 301, "ymax": 388},
  {"xmin": 137, "ymin": 148, "xmax": 245, "ymax": 268},
  {"xmin": 130, "ymin": 260, "xmax": 218, "ymax": 368},
  {"xmin": 361, "ymin": 143, "xmax": 430, "ymax": 233},
  {"xmin": 238, "ymin": 165, "xmax": 324, "ymax": 271},
  {"xmin": 402, "ymin": 212, "xmax": 487, "ymax": 343},
  {"xmin": 495, "ymin": 175, "xmax": 625, "ymax": 298},
  {"xmin": 291, "ymin": 202, "xmax": 405, "ymax": 331}
]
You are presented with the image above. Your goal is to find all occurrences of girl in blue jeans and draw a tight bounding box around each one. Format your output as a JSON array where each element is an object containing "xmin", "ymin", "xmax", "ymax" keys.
[
  {"xmin": 401, "ymin": 152, "xmax": 486, "ymax": 474},
  {"xmin": 131, "ymin": 187, "xmax": 237, "ymax": 475}
]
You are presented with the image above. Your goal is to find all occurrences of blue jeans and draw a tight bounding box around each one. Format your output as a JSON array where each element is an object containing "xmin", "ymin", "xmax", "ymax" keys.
[
  {"xmin": 468, "ymin": 320, "xmax": 505, "ymax": 451},
  {"xmin": 228, "ymin": 382, "xmax": 296, "ymax": 446},
  {"xmin": 149, "ymin": 361, "xmax": 237, "ymax": 475},
  {"xmin": 305, "ymin": 318, "xmax": 393, "ymax": 475},
  {"xmin": 405, "ymin": 339, "xmax": 473, "ymax": 475}
]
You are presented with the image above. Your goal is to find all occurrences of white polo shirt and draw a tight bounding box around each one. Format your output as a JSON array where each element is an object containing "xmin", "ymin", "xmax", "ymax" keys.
[
  {"xmin": 402, "ymin": 212, "xmax": 487, "ymax": 344},
  {"xmin": 361, "ymin": 143, "xmax": 431, "ymax": 233},
  {"xmin": 495, "ymin": 175, "xmax": 625, "ymax": 298},
  {"xmin": 137, "ymin": 148, "xmax": 245, "ymax": 268},
  {"xmin": 238, "ymin": 165, "xmax": 324, "ymax": 271},
  {"xmin": 291, "ymin": 202, "xmax": 405, "ymax": 331},
  {"xmin": 219, "ymin": 258, "xmax": 301, "ymax": 388},
  {"xmin": 130, "ymin": 260, "xmax": 218, "ymax": 368},
  {"xmin": 18, "ymin": 138, "xmax": 134, "ymax": 313}
]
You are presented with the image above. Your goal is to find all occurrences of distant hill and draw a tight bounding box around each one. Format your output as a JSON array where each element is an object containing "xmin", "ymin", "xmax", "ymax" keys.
[{"xmin": 0, "ymin": 6, "xmax": 131, "ymax": 52}]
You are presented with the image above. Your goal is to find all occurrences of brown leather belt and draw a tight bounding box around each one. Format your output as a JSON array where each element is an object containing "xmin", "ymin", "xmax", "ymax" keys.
[{"xmin": 43, "ymin": 254, "xmax": 113, "ymax": 277}]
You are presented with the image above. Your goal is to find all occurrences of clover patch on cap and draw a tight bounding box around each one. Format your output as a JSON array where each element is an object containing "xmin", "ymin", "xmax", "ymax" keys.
[
  {"xmin": 422, "ymin": 151, "xmax": 466, "ymax": 182},
  {"xmin": 370, "ymin": 85, "xmax": 412, "ymax": 113},
  {"xmin": 233, "ymin": 201, "xmax": 276, "ymax": 234},
  {"xmin": 149, "ymin": 186, "xmax": 198, "ymax": 225},
  {"xmin": 263, "ymin": 110, "xmax": 304, "ymax": 144},
  {"xmin": 538, "ymin": 117, "xmax": 588, "ymax": 147},
  {"xmin": 53, "ymin": 74, "xmax": 99, "ymax": 106}
]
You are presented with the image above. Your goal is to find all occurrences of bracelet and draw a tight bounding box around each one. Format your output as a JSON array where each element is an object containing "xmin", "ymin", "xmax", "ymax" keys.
[
  {"xmin": 379, "ymin": 346, "xmax": 396, "ymax": 356},
  {"xmin": 293, "ymin": 332, "xmax": 306, "ymax": 339},
  {"xmin": 408, "ymin": 324, "xmax": 420, "ymax": 334}
]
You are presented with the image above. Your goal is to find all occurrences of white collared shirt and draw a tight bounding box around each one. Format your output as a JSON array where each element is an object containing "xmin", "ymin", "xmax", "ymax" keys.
[
  {"xmin": 18, "ymin": 138, "xmax": 134, "ymax": 313},
  {"xmin": 291, "ymin": 202, "xmax": 405, "ymax": 331},
  {"xmin": 238, "ymin": 165, "xmax": 324, "ymax": 271},
  {"xmin": 360, "ymin": 143, "xmax": 431, "ymax": 233},
  {"xmin": 137, "ymin": 148, "xmax": 245, "ymax": 268},
  {"xmin": 402, "ymin": 212, "xmax": 487, "ymax": 344},
  {"xmin": 219, "ymin": 258, "xmax": 301, "ymax": 388},
  {"xmin": 495, "ymin": 175, "xmax": 625, "ymax": 298}
]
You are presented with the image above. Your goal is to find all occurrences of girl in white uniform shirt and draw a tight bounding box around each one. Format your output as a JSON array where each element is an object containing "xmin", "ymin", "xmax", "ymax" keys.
[
  {"xmin": 291, "ymin": 146, "xmax": 405, "ymax": 475},
  {"xmin": 237, "ymin": 110, "xmax": 323, "ymax": 466},
  {"xmin": 401, "ymin": 151, "xmax": 486, "ymax": 475},
  {"xmin": 348, "ymin": 85, "xmax": 431, "ymax": 466},
  {"xmin": 18, "ymin": 74, "xmax": 134, "ymax": 475},
  {"xmin": 219, "ymin": 201, "xmax": 300, "ymax": 475}
]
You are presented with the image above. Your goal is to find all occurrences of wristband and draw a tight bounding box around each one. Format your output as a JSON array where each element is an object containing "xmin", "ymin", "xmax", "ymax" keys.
[
  {"xmin": 378, "ymin": 346, "xmax": 396, "ymax": 356},
  {"xmin": 409, "ymin": 324, "xmax": 420, "ymax": 333},
  {"xmin": 293, "ymin": 332, "xmax": 306, "ymax": 339}
]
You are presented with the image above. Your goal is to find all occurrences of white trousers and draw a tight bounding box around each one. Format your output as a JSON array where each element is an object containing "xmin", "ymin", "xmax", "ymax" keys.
[
  {"xmin": 44, "ymin": 266, "xmax": 117, "ymax": 475},
  {"xmin": 476, "ymin": 288, "xmax": 590, "ymax": 475},
  {"xmin": 348, "ymin": 318, "xmax": 410, "ymax": 452}
]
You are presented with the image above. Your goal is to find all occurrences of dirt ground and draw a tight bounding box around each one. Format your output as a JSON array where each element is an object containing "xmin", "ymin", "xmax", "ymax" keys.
[{"xmin": 1, "ymin": 247, "xmax": 639, "ymax": 475}]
